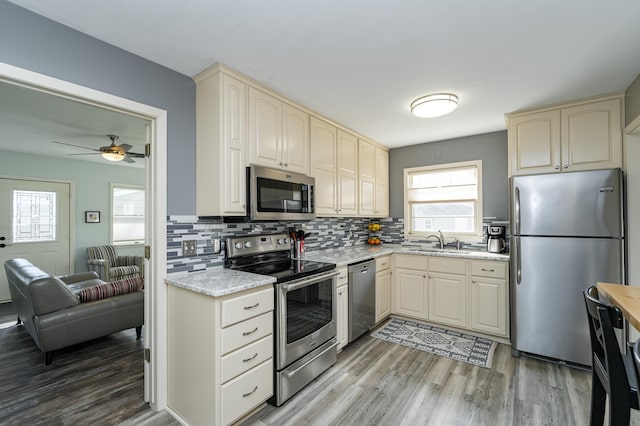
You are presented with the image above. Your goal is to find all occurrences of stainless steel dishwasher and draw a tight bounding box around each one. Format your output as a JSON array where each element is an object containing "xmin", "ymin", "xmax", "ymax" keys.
[{"xmin": 348, "ymin": 259, "xmax": 376, "ymax": 342}]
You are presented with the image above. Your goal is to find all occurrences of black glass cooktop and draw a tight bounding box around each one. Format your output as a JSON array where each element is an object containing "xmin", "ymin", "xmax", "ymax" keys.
[{"xmin": 235, "ymin": 259, "xmax": 336, "ymax": 283}]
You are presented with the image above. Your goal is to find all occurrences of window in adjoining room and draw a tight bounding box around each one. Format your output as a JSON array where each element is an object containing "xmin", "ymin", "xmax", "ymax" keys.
[
  {"xmin": 111, "ymin": 184, "xmax": 145, "ymax": 245},
  {"xmin": 404, "ymin": 160, "xmax": 482, "ymax": 238}
]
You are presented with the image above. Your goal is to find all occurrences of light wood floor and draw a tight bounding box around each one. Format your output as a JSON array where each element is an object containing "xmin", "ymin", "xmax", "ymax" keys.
[{"xmin": 2, "ymin": 304, "xmax": 639, "ymax": 425}]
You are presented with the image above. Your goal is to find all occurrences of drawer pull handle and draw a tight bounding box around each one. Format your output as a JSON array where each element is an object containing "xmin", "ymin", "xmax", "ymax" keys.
[
  {"xmin": 243, "ymin": 353, "xmax": 258, "ymax": 363},
  {"xmin": 242, "ymin": 327, "xmax": 258, "ymax": 336},
  {"xmin": 243, "ymin": 386, "xmax": 258, "ymax": 398},
  {"xmin": 244, "ymin": 302, "xmax": 260, "ymax": 310},
  {"xmin": 481, "ymin": 268, "xmax": 495, "ymax": 272}
]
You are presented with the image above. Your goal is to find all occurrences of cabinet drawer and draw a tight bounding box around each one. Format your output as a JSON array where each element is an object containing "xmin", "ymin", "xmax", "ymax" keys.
[
  {"xmin": 376, "ymin": 255, "xmax": 391, "ymax": 272},
  {"xmin": 394, "ymin": 254, "xmax": 428, "ymax": 270},
  {"xmin": 221, "ymin": 359, "xmax": 273, "ymax": 426},
  {"xmin": 221, "ymin": 287, "xmax": 274, "ymax": 328},
  {"xmin": 221, "ymin": 311, "xmax": 273, "ymax": 355},
  {"xmin": 221, "ymin": 335, "xmax": 273, "ymax": 383},
  {"xmin": 470, "ymin": 261, "xmax": 507, "ymax": 279},
  {"xmin": 337, "ymin": 266, "xmax": 349, "ymax": 287},
  {"xmin": 429, "ymin": 257, "xmax": 466, "ymax": 274}
]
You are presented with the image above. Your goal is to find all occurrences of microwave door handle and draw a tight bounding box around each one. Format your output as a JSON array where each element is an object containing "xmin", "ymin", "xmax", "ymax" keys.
[{"xmin": 281, "ymin": 271, "xmax": 339, "ymax": 292}]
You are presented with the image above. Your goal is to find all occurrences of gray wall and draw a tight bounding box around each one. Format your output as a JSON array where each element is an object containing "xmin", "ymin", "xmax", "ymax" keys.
[
  {"xmin": 626, "ymin": 73, "xmax": 640, "ymax": 127},
  {"xmin": 389, "ymin": 131, "xmax": 508, "ymax": 219},
  {"xmin": 0, "ymin": 1, "xmax": 196, "ymax": 215}
]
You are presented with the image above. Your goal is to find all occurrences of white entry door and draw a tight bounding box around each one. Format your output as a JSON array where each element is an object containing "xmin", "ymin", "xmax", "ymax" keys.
[{"xmin": 0, "ymin": 178, "xmax": 71, "ymax": 303}]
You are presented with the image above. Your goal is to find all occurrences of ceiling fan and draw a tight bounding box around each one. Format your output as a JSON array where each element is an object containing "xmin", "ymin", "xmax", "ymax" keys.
[{"xmin": 53, "ymin": 134, "xmax": 145, "ymax": 163}]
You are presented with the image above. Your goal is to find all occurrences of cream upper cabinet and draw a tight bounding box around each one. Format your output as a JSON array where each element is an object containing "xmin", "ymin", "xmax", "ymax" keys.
[
  {"xmin": 310, "ymin": 117, "xmax": 338, "ymax": 215},
  {"xmin": 359, "ymin": 139, "xmax": 389, "ymax": 217},
  {"xmin": 374, "ymin": 146, "xmax": 389, "ymax": 217},
  {"xmin": 337, "ymin": 130, "xmax": 358, "ymax": 216},
  {"xmin": 508, "ymin": 95, "xmax": 623, "ymax": 176},
  {"xmin": 560, "ymin": 98, "xmax": 622, "ymax": 172},
  {"xmin": 508, "ymin": 110, "xmax": 561, "ymax": 175},
  {"xmin": 310, "ymin": 119, "xmax": 358, "ymax": 216},
  {"xmin": 195, "ymin": 70, "xmax": 247, "ymax": 216},
  {"xmin": 358, "ymin": 139, "xmax": 376, "ymax": 216},
  {"xmin": 249, "ymin": 87, "xmax": 309, "ymax": 175}
]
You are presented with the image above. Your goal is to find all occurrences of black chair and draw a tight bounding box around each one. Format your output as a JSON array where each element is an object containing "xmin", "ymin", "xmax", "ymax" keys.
[{"xmin": 583, "ymin": 286, "xmax": 639, "ymax": 425}]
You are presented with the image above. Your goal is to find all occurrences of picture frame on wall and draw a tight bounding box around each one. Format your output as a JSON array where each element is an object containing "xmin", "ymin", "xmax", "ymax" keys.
[{"xmin": 85, "ymin": 211, "xmax": 100, "ymax": 223}]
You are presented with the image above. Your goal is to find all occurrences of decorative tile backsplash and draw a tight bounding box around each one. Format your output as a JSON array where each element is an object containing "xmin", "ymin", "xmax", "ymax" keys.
[
  {"xmin": 166, "ymin": 215, "xmax": 508, "ymax": 274},
  {"xmin": 167, "ymin": 216, "xmax": 394, "ymax": 274}
]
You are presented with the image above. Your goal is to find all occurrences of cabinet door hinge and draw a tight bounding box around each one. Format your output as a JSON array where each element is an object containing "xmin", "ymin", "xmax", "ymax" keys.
[
  {"xmin": 145, "ymin": 143, "xmax": 151, "ymax": 157},
  {"xmin": 144, "ymin": 348, "xmax": 151, "ymax": 363},
  {"xmin": 145, "ymin": 245, "xmax": 151, "ymax": 259}
]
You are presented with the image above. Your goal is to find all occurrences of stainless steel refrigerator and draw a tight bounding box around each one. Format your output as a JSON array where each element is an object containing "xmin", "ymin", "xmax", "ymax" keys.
[{"xmin": 510, "ymin": 168, "xmax": 625, "ymax": 366}]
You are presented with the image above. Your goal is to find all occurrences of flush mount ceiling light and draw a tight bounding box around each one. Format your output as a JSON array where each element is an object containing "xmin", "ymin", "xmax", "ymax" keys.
[{"xmin": 410, "ymin": 93, "xmax": 459, "ymax": 118}]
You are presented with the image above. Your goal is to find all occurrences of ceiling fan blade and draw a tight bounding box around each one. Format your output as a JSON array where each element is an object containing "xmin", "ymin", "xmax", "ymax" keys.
[
  {"xmin": 122, "ymin": 156, "xmax": 136, "ymax": 163},
  {"xmin": 127, "ymin": 152, "xmax": 145, "ymax": 159},
  {"xmin": 118, "ymin": 143, "xmax": 133, "ymax": 152},
  {"xmin": 52, "ymin": 140, "xmax": 100, "ymax": 152}
]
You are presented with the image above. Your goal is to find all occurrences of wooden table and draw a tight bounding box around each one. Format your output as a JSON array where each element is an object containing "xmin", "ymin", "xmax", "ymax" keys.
[{"xmin": 597, "ymin": 282, "xmax": 640, "ymax": 331}]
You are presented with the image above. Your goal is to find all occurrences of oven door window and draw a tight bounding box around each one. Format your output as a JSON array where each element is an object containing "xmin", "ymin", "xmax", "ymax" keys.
[
  {"xmin": 257, "ymin": 177, "xmax": 311, "ymax": 213},
  {"xmin": 286, "ymin": 277, "xmax": 333, "ymax": 344}
]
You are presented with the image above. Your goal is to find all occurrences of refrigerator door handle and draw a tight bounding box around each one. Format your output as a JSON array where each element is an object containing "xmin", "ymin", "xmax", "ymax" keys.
[
  {"xmin": 514, "ymin": 186, "xmax": 521, "ymax": 236},
  {"xmin": 515, "ymin": 236, "xmax": 521, "ymax": 285}
]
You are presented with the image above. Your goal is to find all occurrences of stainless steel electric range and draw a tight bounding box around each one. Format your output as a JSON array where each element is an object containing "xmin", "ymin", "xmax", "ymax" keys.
[{"xmin": 225, "ymin": 233, "xmax": 338, "ymax": 406}]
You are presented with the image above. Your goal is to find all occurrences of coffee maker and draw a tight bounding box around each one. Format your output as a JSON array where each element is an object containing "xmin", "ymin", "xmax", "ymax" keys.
[{"xmin": 487, "ymin": 225, "xmax": 506, "ymax": 253}]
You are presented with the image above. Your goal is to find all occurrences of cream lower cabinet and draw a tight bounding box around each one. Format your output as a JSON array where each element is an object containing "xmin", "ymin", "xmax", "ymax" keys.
[
  {"xmin": 469, "ymin": 260, "xmax": 509, "ymax": 337},
  {"xmin": 336, "ymin": 266, "xmax": 349, "ymax": 351},
  {"xmin": 392, "ymin": 254, "xmax": 510, "ymax": 339},
  {"xmin": 394, "ymin": 255, "xmax": 429, "ymax": 320},
  {"xmin": 428, "ymin": 257, "xmax": 467, "ymax": 329},
  {"xmin": 168, "ymin": 285, "xmax": 274, "ymax": 426},
  {"xmin": 375, "ymin": 255, "xmax": 392, "ymax": 323}
]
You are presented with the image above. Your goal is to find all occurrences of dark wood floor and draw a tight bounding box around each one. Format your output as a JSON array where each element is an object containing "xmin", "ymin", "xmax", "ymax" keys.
[
  {"xmin": 0, "ymin": 309, "xmax": 152, "ymax": 425},
  {"xmin": 2, "ymin": 303, "xmax": 639, "ymax": 425}
]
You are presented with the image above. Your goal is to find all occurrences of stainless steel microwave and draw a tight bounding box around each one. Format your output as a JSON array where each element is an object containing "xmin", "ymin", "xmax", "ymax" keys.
[{"xmin": 247, "ymin": 165, "xmax": 315, "ymax": 221}]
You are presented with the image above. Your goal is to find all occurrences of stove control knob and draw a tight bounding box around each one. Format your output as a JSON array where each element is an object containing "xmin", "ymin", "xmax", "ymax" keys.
[
  {"xmin": 234, "ymin": 242, "xmax": 243, "ymax": 249},
  {"xmin": 276, "ymin": 238, "xmax": 282, "ymax": 244},
  {"xmin": 244, "ymin": 241, "xmax": 252, "ymax": 248},
  {"xmin": 282, "ymin": 238, "xmax": 288, "ymax": 244}
]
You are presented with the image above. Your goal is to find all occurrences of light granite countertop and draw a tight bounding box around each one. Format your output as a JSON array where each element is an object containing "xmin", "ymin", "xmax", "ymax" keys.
[
  {"xmin": 305, "ymin": 244, "xmax": 510, "ymax": 267},
  {"xmin": 165, "ymin": 244, "xmax": 510, "ymax": 297},
  {"xmin": 164, "ymin": 267, "xmax": 276, "ymax": 297}
]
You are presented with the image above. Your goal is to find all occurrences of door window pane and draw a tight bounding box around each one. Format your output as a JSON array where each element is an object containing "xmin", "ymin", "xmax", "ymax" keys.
[{"xmin": 12, "ymin": 190, "xmax": 56, "ymax": 242}]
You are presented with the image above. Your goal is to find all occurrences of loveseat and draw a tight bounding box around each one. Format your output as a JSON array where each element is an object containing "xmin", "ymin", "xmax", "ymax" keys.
[{"xmin": 4, "ymin": 258, "xmax": 144, "ymax": 365}]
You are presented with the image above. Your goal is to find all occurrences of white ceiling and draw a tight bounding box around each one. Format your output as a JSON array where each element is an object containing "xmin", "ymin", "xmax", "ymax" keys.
[
  {"xmin": 0, "ymin": 81, "xmax": 148, "ymax": 167},
  {"xmin": 5, "ymin": 0, "xmax": 640, "ymax": 149}
]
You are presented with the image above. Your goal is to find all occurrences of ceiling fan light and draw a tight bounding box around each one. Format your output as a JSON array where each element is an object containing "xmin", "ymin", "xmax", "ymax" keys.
[
  {"xmin": 411, "ymin": 93, "xmax": 459, "ymax": 118},
  {"xmin": 101, "ymin": 152, "xmax": 125, "ymax": 161}
]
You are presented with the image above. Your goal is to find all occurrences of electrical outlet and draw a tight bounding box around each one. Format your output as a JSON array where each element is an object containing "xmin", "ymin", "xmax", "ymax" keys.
[
  {"xmin": 182, "ymin": 239, "xmax": 197, "ymax": 256},
  {"xmin": 213, "ymin": 238, "xmax": 221, "ymax": 254}
]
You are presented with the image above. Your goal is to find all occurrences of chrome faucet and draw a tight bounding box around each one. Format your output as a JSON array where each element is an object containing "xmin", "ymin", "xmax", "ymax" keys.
[{"xmin": 425, "ymin": 230, "xmax": 444, "ymax": 249}]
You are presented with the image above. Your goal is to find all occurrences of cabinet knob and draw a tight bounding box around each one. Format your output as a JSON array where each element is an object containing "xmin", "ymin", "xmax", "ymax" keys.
[
  {"xmin": 555, "ymin": 165, "xmax": 560, "ymax": 170},
  {"xmin": 284, "ymin": 163, "xmax": 288, "ymax": 167},
  {"xmin": 563, "ymin": 164, "xmax": 568, "ymax": 169}
]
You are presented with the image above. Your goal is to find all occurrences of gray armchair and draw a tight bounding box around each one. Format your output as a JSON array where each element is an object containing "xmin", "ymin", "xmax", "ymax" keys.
[{"xmin": 87, "ymin": 245, "xmax": 143, "ymax": 281}]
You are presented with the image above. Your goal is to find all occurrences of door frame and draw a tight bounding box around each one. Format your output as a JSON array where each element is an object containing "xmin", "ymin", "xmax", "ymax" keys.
[{"xmin": 0, "ymin": 62, "xmax": 168, "ymax": 410}]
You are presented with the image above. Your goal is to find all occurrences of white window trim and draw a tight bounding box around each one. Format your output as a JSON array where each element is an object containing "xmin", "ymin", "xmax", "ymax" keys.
[
  {"xmin": 110, "ymin": 183, "xmax": 145, "ymax": 247},
  {"xmin": 404, "ymin": 160, "xmax": 483, "ymax": 241}
]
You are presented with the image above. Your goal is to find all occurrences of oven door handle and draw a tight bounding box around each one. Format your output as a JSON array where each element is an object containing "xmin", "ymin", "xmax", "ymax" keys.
[{"xmin": 281, "ymin": 270, "xmax": 339, "ymax": 292}]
